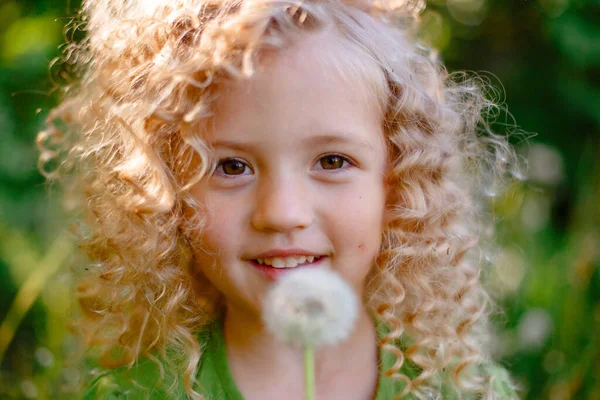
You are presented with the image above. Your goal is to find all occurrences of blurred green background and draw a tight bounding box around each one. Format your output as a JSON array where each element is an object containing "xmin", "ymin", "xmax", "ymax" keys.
[{"xmin": 0, "ymin": 0, "xmax": 598, "ymax": 398}]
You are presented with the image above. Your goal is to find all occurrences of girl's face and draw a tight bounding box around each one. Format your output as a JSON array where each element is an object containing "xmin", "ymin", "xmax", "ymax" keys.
[{"xmin": 189, "ymin": 30, "xmax": 390, "ymax": 317}]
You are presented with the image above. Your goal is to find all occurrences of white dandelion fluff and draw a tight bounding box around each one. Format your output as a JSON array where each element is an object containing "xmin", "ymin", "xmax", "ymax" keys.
[{"xmin": 262, "ymin": 268, "xmax": 359, "ymax": 348}]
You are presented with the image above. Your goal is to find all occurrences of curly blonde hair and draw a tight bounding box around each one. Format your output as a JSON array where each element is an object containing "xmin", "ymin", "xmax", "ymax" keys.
[{"xmin": 38, "ymin": 0, "xmax": 519, "ymax": 398}]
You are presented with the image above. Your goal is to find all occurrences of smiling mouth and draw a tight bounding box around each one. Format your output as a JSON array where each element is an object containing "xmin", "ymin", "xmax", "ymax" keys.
[{"xmin": 251, "ymin": 256, "xmax": 325, "ymax": 269}]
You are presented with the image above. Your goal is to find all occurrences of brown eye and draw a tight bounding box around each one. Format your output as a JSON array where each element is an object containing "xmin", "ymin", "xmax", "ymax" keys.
[
  {"xmin": 219, "ymin": 159, "xmax": 248, "ymax": 175},
  {"xmin": 319, "ymin": 155, "xmax": 345, "ymax": 170}
]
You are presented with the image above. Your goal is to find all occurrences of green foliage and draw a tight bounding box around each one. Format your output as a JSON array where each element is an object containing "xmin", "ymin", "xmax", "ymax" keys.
[{"xmin": 0, "ymin": 0, "xmax": 598, "ymax": 398}]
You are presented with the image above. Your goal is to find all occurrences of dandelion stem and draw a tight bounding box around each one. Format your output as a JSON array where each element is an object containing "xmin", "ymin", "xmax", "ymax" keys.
[{"xmin": 304, "ymin": 345, "xmax": 315, "ymax": 400}]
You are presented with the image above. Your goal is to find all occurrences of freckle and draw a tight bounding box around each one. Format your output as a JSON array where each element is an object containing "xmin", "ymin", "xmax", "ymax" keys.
[{"xmin": 358, "ymin": 243, "xmax": 365, "ymax": 251}]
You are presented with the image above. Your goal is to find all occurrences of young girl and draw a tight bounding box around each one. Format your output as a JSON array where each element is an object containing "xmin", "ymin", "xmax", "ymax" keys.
[{"xmin": 38, "ymin": 0, "xmax": 520, "ymax": 398}]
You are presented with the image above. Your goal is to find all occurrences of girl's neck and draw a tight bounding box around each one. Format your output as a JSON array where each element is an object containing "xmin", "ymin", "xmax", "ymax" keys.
[{"xmin": 223, "ymin": 304, "xmax": 379, "ymax": 400}]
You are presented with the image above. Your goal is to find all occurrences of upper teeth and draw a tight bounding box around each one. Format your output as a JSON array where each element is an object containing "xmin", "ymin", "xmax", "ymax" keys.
[{"xmin": 256, "ymin": 256, "xmax": 317, "ymax": 268}]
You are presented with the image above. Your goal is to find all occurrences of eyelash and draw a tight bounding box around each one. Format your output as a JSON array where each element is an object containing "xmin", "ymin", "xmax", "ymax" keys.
[{"xmin": 213, "ymin": 154, "xmax": 355, "ymax": 179}]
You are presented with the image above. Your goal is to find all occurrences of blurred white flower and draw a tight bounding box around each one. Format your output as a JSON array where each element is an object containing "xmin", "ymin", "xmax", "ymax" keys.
[
  {"xmin": 517, "ymin": 308, "xmax": 553, "ymax": 350},
  {"xmin": 526, "ymin": 143, "xmax": 565, "ymax": 186},
  {"xmin": 20, "ymin": 380, "xmax": 38, "ymax": 399},
  {"xmin": 34, "ymin": 347, "xmax": 54, "ymax": 368},
  {"xmin": 262, "ymin": 268, "xmax": 358, "ymax": 348}
]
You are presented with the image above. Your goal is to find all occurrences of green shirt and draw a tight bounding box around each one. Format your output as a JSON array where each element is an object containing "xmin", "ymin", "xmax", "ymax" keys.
[{"xmin": 83, "ymin": 320, "xmax": 519, "ymax": 399}]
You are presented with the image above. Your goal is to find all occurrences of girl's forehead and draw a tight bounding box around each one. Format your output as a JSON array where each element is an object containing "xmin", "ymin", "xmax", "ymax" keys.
[
  {"xmin": 216, "ymin": 27, "xmax": 386, "ymax": 117},
  {"xmin": 201, "ymin": 29, "xmax": 387, "ymax": 155}
]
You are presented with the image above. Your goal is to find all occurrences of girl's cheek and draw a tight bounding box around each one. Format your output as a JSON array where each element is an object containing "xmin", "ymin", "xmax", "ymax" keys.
[
  {"xmin": 334, "ymin": 195, "xmax": 384, "ymax": 241},
  {"xmin": 335, "ymin": 184, "xmax": 385, "ymax": 222},
  {"xmin": 204, "ymin": 198, "xmax": 247, "ymax": 251},
  {"xmin": 202, "ymin": 212, "xmax": 232, "ymax": 249}
]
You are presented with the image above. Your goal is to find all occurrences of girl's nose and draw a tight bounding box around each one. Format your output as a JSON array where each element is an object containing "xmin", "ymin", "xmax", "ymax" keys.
[{"xmin": 251, "ymin": 175, "xmax": 314, "ymax": 233}]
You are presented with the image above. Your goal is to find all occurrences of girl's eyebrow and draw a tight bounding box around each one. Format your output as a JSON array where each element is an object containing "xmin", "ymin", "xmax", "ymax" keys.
[
  {"xmin": 212, "ymin": 133, "xmax": 377, "ymax": 152},
  {"xmin": 303, "ymin": 133, "xmax": 378, "ymax": 152}
]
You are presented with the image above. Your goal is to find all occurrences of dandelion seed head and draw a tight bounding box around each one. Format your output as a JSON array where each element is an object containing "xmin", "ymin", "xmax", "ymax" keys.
[{"xmin": 262, "ymin": 268, "xmax": 358, "ymax": 348}]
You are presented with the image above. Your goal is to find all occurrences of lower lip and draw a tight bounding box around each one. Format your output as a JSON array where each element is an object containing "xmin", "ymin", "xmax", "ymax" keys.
[{"xmin": 249, "ymin": 257, "xmax": 326, "ymax": 281}]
